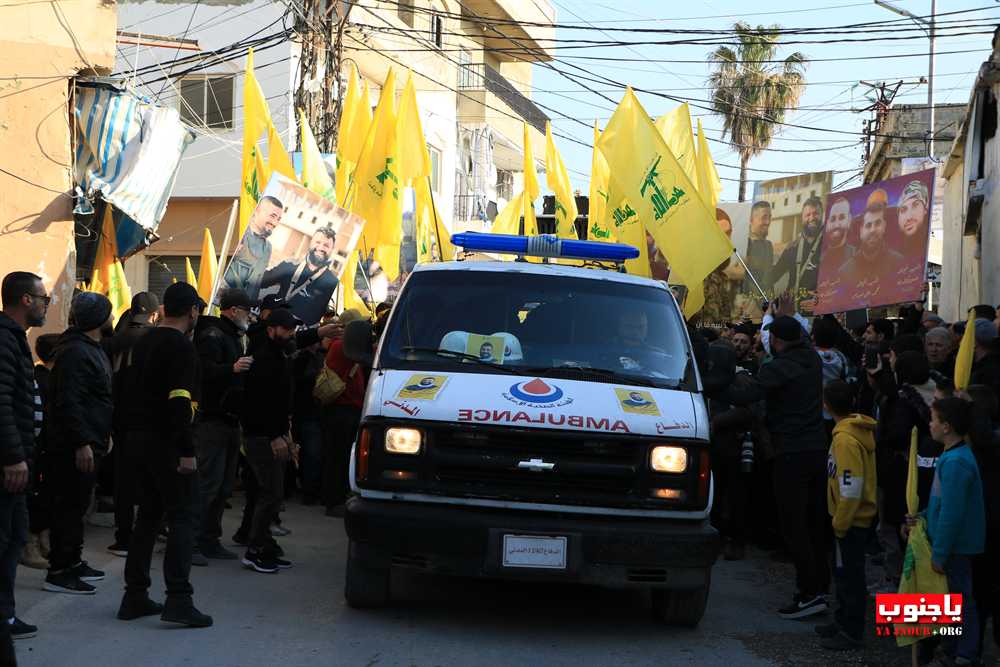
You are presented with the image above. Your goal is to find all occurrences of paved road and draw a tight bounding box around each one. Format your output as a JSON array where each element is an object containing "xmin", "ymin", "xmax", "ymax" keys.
[{"xmin": 9, "ymin": 499, "xmax": 948, "ymax": 667}]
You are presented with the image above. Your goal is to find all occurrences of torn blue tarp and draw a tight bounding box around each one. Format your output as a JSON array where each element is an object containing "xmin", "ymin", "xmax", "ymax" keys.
[{"xmin": 74, "ymin": 81, "xmax": 195, "ymax": 235}]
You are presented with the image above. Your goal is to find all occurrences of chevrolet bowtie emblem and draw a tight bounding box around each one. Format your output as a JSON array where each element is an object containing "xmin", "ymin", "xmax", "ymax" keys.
[{"xmin": 517, "ymin": 458, "xmax": 555, "ymax": 472}]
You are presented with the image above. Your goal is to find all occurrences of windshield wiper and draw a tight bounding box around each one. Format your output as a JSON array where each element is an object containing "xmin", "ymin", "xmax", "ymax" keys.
[{"xmin": 400, "ymin": 347, "xmax": 521, "ymax": 374}]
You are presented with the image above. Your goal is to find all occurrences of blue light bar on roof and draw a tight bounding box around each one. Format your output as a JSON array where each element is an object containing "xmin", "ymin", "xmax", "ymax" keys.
[{"xmin": 450, "ymin": 232, "xmax": 640, "ymax": 262}]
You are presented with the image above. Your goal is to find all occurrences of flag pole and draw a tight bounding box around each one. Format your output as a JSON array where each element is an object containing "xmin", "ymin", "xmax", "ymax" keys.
[
  {"xmin": 425, "ymin": 175, "xmax": 444, "ymax": 261},
  {"xmin": 732, "ymin": 250, "xmax": 769, "ymax": 301},
  {"xmin": 208, "ymin": 199, "xmax": 239, "ymax": 310}
]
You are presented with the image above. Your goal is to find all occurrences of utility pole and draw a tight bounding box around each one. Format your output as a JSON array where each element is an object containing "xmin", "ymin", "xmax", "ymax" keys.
[
  {"xmin": 294, "ymin": 0, "xmax": 353, "ymax": 153},
  {"xmin": 874, "ymin": 0, "xmax": 936, "ymax": 159}
]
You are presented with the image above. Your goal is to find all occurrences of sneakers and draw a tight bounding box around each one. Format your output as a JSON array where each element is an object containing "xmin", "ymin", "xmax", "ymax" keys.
[
  {"xmin": 821, "ymin": 630, "xmax": 863, "ymax": 651},
  {"xmin": 778, "ymin": 594, "xmax": 828, "ymax": 620},
  {"xmin": 270, "ymin": 523, "xmax": 291, "ymax": 537},
  {"xmin": 107, "ymin": 542, "xmax": 129, "ymax": 557},
  {"xmin": 200, "ymin": 543, "xmax": 239, "ymax": 560},
  {"xmin": 19, "ymin": 534, "xmax": 48, "ymax": 570},
  {"xmin": 117, "ymin": 596, "xmax": 164, "ymax": 621},
  {"xmin": 71, "ymin": 561, "xmax": 105, "ymax": 582},
  {"xmin": 242, "ymin": 550, "xmax": 279, "ymax": 574},
  {"xmin": 43, "ymin": 570, "xmax": 96, "ymax": 595},
  {"xmin": 8, "ymin": 618, "xmax": 36, "ymax": 640},
  {"xmin": 160, "ymin": 603, "xmax": 213, "ymax": 628},
  {"xmin": 814, "ymin": 622, "xmax": 840, "ymax": 639},
  {"xmin": 272, "ymin": 553, "xmax": 293, "ymax": 570},
  {"xmin": 191, "ymin": 551, "xmax": 209, "ymax": 567}
]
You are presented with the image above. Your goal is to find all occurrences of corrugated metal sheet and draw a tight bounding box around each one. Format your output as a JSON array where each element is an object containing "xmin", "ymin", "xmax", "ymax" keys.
[{"xmin": 74, "ymin": 82, "xmax": 195, "ymax": 233}]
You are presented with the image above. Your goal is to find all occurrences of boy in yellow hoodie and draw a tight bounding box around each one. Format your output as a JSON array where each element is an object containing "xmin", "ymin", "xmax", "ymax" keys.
[{"xmin": 817, "ymin": 380, "xmax": 878, "ymax": 651}]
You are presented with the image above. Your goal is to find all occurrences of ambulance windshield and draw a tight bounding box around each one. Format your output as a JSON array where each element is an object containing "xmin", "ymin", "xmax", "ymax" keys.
[{"xmin": 380, "ymin": 270, "xmax": 691, "ymax": 389}]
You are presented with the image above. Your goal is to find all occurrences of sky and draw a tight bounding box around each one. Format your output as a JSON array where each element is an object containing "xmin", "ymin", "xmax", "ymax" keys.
[{"xmin": 528, "ymin": 0, "xmax": 999, "ymax": 201}]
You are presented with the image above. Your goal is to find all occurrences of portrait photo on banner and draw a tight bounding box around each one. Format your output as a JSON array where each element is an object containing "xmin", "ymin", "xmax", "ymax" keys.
[
  {"xmin": 814, "ymin": 168, "xmax": 935, "ymax": 315},
  {"xmin": 219, "ymin": 173, "xmax": 365, "ymax": 326},
  {"xmin": 738, "ymin": 171, "xmax": 833, "ymax": 317}
]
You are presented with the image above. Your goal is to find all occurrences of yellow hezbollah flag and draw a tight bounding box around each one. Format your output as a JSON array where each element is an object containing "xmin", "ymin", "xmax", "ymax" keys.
[
  {"xmin": 352, "ymin": 68, "xmax": 402, "ymax": 281},
  {"xmin": 955, "ymin": 309, "xmax": 976, "ymax": 391},
  {"xmin": 336, "ymin": 73, "xmax": 373, "ymax": 207},
  {"xmin": 492, "ymin": 192, "xmax": 526, "ymax": 236},
  {"xmin": 545, "ymin": 122, "xmax": 579, "ymax": 239},
  {"xmin": 185, "ymin": 257, "xmax": 197, "ymax": 286},
  {"xmin": 340, "ymin": 252, "xmax": 371, "ymax": 316},
  {"xmin": 695, "ymin": 118, "xmax": 723, "ymax": 210},
  {"xmin": 89, "ymin": 206, "xmax": 132, "ymax": 322},
  {"xmin": 197, "ymin": 228, "xmax": 218, "ymax": 305},
  {"xmin": 107, "ymin": 260, "xmax": 132, "ymax": 323},
  {"xmin": 522, "ymin": 122, "xmax": 539, "ymax": 236},
  {"xmin": 414, "ymin": 177, "xmax": 453, "ymax": 263},
  {"xmin": 589, "ymin": 124, "xmax": 614, "ymax": 242},
  {"xmin": 240, "ymin": 49, "xmax": 272, "ymax": 236},
  {"xmin": 299, "ymin": 109, "xmax": 335, "ymax": 202},
  {"xmin": 253, "ymin": 144, "xmax": 271, "ymax": 200},
  {"xmin": 655, "ymin": 103, "xmax": 698, "ymax": 189},
  {"xmin": 267, "ymin": 122, "xmax": 297, "ymax": 182},
  {"xmin": 597, "ymin": 88, "xmax": 733, "ymax": 306}
]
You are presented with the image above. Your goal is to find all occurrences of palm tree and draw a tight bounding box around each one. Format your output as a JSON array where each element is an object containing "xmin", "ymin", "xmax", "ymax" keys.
[{"xmin": 708, "ymin": 23, "xmax": 807, "ymax": 201}]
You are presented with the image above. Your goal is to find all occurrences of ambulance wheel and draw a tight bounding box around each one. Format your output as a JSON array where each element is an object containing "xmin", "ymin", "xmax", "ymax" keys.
[
  {"xmin": 344, "ymin": 540, "xmax": 390, "ymax": 608},
  {"xmin": 650, "ymin": 572, "xmax": 710, "ymax": 627}
]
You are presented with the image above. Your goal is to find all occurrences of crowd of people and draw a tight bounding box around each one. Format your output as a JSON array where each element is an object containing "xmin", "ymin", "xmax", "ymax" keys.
[
  {"xmin": 703, "ymin": 295, "xmax": 999, "ymax": 664},
  {"xmin": 0, "ymin": 270, "xmax": 385, "ymax": 661}
]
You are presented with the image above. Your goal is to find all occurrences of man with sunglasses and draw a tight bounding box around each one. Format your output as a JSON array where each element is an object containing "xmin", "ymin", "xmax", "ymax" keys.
[
  {"xmin": 190, "ymin": 289, "xmax": 254, "ymax": 564},
  {"xmin": 0, "ymin": 272, "xmax": 48, "ymax": 652}
]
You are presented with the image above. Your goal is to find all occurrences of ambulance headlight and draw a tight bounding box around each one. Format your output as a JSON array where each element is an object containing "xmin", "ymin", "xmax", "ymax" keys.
[
  {"xmin": 650, "ymin": 446, "xmax": 688, "ymax": 473},
  {"xmin": 385, "ymin": 428, "xmax": 422, "ymax": 455}
]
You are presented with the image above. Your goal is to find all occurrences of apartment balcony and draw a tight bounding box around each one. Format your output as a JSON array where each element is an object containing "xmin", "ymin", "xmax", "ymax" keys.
[{"xmin": 458, "ymin": 62, "xmax": 548, "ymax": 135}]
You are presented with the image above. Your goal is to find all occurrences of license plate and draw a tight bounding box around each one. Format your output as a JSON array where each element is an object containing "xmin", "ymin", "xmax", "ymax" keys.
[{"xmin": 502, "ymin": 534, "xmax": 567, "ymax": 569}]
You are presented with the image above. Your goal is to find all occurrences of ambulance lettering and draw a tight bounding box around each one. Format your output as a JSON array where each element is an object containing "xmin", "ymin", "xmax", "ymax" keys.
[{"xmin": 458, "ymin": 409, "xmax": 629, "ymax": 433}]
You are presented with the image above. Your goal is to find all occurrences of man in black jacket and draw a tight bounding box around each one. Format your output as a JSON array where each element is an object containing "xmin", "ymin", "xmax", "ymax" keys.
[
  {"xmin": 0, "ymin": 271, "xmax": 48, "ymax": 649},
  {"xmin": 118, "ymin": 282, "xmax": 212, "ymax": 628},
  {"xmin": 246, "ymin": 295, "xmax": 340, "ymax": 357},
  {"xmin": 192, "ymin": 289, "xmax": 253, "ymax": 562},
  {"xmin": 44, "ymin": 292, "xmax": 114, "ymax": 595},
  {"xmin": 240, "ymin": 308, "xmax": 298, "ymax": 574},
  {"xmin": 725, "ymin": 315, "xmax": 830, "ymax": 621},
  {"xmin": 106, "ymin": 292, "xmax": 159, "ymax": 557}
]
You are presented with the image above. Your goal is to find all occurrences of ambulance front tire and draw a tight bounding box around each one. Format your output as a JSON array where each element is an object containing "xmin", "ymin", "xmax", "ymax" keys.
[
  {"xmin": 650, "ymin": 571, "xmax": 710, "ymax": 627},
  {"xmin": 344, "ymin": 540, "xmax": 390, "ymax": 608}
]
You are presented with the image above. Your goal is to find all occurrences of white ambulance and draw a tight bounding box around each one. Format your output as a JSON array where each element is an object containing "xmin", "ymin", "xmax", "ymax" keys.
[{"xmin": 342, "ymin": 233, "xmax": 719, "ymax": 627}]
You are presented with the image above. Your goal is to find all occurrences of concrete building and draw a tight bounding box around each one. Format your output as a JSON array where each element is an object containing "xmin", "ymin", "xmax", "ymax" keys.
[
  {"xmin": 863, "ymin": 103, "xmax": 967, "ymax": 185},
  {"xmin": 115, "ymin": 0, "xmax": 553, "ymax": 294},
  {"xmin": 939, "ymin": 31, "xmax": 1000, "ymax": 322},
  {"xmin": 1, "ymin": 0, "xmax": 118, "ymax": 333}
]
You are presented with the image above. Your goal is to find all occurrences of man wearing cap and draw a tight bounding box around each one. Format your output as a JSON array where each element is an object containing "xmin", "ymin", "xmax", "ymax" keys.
[
  {"xmin": 119, "ymin": 282, "xmax": 212, "ymax": 627},
  {"xmin": 897, "ymin": 180, "xmax": 930, "ymax": 258},
  {"xmin": 191, "ymin": 289, "xmax": 254, "ymax": 563},
  {"xmin": 104, "ymin": 292, "xmax": 160, "ymax": 557},
  {"xmin": 44, "ymin": 292, "xmax": 115, "ymax": 595},
  {"xmin": 247, "ymin": 295, "xmax": 342, "ymax": 358},
  {"xmin": 223, "ymin": 196, "xmax": 283, "ymax": 302},
  {"xmin": 838, "ymin": 188, "xmax": 904, "ymax": 290},
  {"xmin": 240, "ymin": 308, "xmax": 299, "ymax": 573},
  {"xmin": 259, "ymin": 227, "xmax": 340, "ymax": 327},
  {"xmin": 724, "ymin": 313, "xmax": 830, "ymax": 621}
]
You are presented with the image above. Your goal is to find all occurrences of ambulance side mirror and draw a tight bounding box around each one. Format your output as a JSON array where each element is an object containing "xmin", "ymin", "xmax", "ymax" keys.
[{"xmin": 343, "ymin": 319, "xmax": 374, "ymax": 368}]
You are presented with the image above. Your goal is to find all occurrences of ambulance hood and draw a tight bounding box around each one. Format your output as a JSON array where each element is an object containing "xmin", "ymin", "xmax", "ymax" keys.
[{"xmin": 367, "ymin": 369, "xmax": 707, "ymax": 440}]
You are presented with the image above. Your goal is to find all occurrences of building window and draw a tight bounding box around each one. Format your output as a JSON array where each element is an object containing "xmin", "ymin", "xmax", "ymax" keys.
[
  {"xmin": 497, "ymin": 169, "xmax": 514, "ymax": 202},
  {"xmin": 796, "ymin": 193, "xmax": 802, "ymax": 203},
  {"xmin": 178, "ymin": 76, "xmax": 234, "ymax": 129},
  {"xmin": 428, "ymin": 144, "xmax": 442, "ymax": 193},
  {"xmin": 431, "ymin": 14, "xmax": 444, "ymax": 48},
  {"xmin": 397, "ymin": 0, "xmax": 415, "ymax": 27},
  {"xmin": 783, "ymin": 197, "xmax": 788, "ymax": 207}
]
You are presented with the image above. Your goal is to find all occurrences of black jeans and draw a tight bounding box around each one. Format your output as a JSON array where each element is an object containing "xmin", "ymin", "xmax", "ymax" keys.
[
  {"xmin": 773, "ymin": 449, "xmax": 831, "ymax": 598},
  {"xmin": 194, "ymin": 417, "xmax": 240, "ymax": 549},
  {"xmin": 0, "ymin": 493, "xmax": 27, "ymax": 620},
  {"xmin": 244, "ymin": 436, "xmax": 284, "ymax": 551},
  {"xmin": 834, "ymin": 526, "xmax": 868, "ymax": 640},
  {"xmin": 47, "ymin": 452, "xmax": 97, "ymax": 572},
  {"xmin": 322, "ymin": 406, "xmax": 360, "ymax": 509},
  {"xmin": 710, "ymin": 454, "xmax": 750, "ymax": 544},
  {"xmin": 113, "ymin": 431, "xmax": 138, "ymax": 546},
  {"xmin": 123, "ymin": 431, "xmax": 198, "ymax": 603}
]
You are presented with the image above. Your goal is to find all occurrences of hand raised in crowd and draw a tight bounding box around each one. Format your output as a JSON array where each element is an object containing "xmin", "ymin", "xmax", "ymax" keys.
[
  {"xmin": 232, "ymin": 356, "xmax": 254, "ymax": 373},
  {"xmin": 177, "ymin": 456, "xmax": 197, "ymax": 475},
  {"xmin": 775, "ymin": 291, "xmax": 796, "ymax": 318},
  {"xmin": 317, "ymin": 322, "xmax": 345, "ymax": 340},
  {"xmin": 2, "ymin": 461, "xmax": 28, "ymax": 494},
  {"xmin": 271, "ymin": 436, "xmax": 290, "ymax": 463},
  {"xmin": 75, "ymin": 444, "xmax": 95, "ymax": 474}
]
